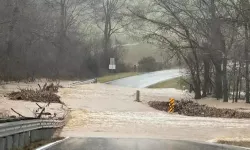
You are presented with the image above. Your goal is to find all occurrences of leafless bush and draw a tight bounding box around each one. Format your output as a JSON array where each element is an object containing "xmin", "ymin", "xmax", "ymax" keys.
[
  {"xmin": 7, "ymin": 83, "xmax": 63, "ymax": 104},
  {"xmin": 149, "ymin": 100, "xmax": 250, "ymax": 119}
]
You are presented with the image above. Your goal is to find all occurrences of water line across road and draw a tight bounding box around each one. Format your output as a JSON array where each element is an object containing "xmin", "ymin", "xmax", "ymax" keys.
[
  {"xmin": 41, "ymin": 137, "xmax": 250, "ymax": 150},
  {"xmin": 37, "ymin": 69, "xmax": 250, "ymax": 150},
  {"xmin": 107, "ymin": 69, "xmax": 183, "ymax": 88}
]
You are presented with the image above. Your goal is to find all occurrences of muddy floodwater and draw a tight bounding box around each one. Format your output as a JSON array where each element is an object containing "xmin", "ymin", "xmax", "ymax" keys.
[{"xmin": 59, "ymin": 83, "xmax": 250, "ymax": 142}]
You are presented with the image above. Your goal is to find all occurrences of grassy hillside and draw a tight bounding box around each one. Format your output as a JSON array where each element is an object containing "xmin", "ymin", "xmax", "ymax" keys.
[
  {"xmin": 123, "ymin": 43, "xmax": 163, "ymax": 65},
  {"xmin": 148, "ymin": 77, "xmax": 187, "ymax": 89},
  {"xmin": 97, "ymin": 72, "xmax": 141, "ymax": 83}
]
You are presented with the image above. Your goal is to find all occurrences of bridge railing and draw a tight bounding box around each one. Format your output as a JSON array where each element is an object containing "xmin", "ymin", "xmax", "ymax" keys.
[{"xmin": 0, "ymin": 119, "xmax": 65, "ymax": 150}]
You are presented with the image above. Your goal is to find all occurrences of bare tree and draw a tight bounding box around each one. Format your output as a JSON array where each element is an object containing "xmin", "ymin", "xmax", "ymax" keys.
[
  {"xmin": 0, "ymin": 0, "xmax": 117, "ymax": 80},
  {"xmin": 241, "ymin": 0, "xmax": 250, "ymax": 103},
  {"xmin": 128, "ymin": 0, "xmax": 210, "ymax": 99},
  {"xmin": 128, "ymin": 0, "xmax": 242, "ymax": 100},
  {"xmin": 221, "ymin": 0, "xmax": 250, "ymax": 103},
  {"xmin": 89, "ymin": 0, "xmax": 127, "ymax": 68}
]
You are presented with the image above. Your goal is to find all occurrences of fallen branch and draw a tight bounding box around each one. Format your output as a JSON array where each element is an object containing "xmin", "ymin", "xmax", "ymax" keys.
[
  {"xmin": 35, "ymin": 112, "xmax": 52, "ymax": 117},
  {"xmin": 43, "ymin": 83, "xmax": 47, "ymax": 91},
  {"xmin": 36, "ymin": 103, "xmax": 43, "ymax": 109},
  {"xmin": 8, "ymin": 88, "xmax": 62, "ymax": 103},
  {"xmin": 11, "ymin": 108, "xmax": 26, "ymax": 118},
  {"xmin": 38, "ymin": 84, "xmax": 42, "ymax": 90},
  {"xmin": 37, "ymin": 108, "xmax": 45, "ymax": 119},
  {"xmin": 46, "ymin": 101, "xmax": 51, "ymax": 107},
  {"xmin": 149, "ymin": 100, "xmax": 250, "ymax": 119}
]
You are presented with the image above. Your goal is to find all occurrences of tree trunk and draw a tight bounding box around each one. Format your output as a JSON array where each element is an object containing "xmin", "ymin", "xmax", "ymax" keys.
[
  {"xmin": 210, "ymin": 0, "xmax": 223, "ymax": 100},
  {"xmin": 194, "ymin": 84, "xmax": 202, "ymax": 99},
  {"xmin": 236, "ymin": 61, "xmax": 242, "ymax": 102},
  {"xmin": 5, "ymin": 0, "xmax": 19, "ymax": 79},
  {"xmin": 55, "ymin": 0, "xmax": 67, "ymax": 77},
  {"xmin": 103, "ymin": 21, "xmax": 109, "ymax": 68},
  {"xmin": 232, "ymin": 59, "xmax": 237, "ymax": 102},
  {"xmin": 239, "ymin": 79, "xmax": 242, "ymax": 100},
  {"xmin": 60, "ymin": 0, "xmax": 66, "ymax": 39},
  {"xmin": 214, "ymin": 65, "xmax": 223, "ymax": 99},
  {"xmin": 202, "ymin": 58, "xmax": 210, "ymax": 97},
  {"xmin": 223, "ymin": 50, "xmax": 228, "ymax": 102},
  {"xmin": 235, "ymin": 75, "xmax": 239, "ymax": 103},
  {"xmin": 193, "ymin": 78, "xmax": 202, "ymax": 99},
  {"xmin": 6, "ymin": 2, "xmax": 18, "ymax": 57},
  {"xmin": 186, "ymin": 59, "xmax": 201, "ymax": 99},
  {"xmin": 239, "ymin": 0, "xmax": 250, "ymax": 103},
  {"xmin": 245, "ymin": 23, "xmax": 250, "ymax": 103},
  {"xmin": 190, "ymin": 70, "xmax": 201, "ymax": 99},
  {"xmin": 103, "ymin": 0, "xmax": 112, "ymax": 69}
]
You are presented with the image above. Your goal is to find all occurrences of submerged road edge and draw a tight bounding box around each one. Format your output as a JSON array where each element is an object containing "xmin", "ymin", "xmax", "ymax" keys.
[{"xmin": 36, "ymin": 137, "xmax": 70, "ymax": 150}]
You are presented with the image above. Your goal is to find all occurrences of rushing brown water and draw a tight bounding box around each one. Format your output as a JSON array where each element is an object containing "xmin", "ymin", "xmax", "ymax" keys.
[{"xmin": 59, "ymin": 84, "xmax": 250, "ymax": 142}]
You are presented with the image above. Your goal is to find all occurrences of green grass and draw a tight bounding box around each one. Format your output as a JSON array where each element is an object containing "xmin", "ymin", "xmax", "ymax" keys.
[
  {"xmin": 123, "ymin": 43, "xmax": 163, "ymax": 65},
  {"xmin": 217, "ymin": 140, "xmax": 250, "ymax": 148},
  {"xmin": 116, "ymin": 34, "xmax": 163, "ymax": 65},
  {"xmin": 148, "ymin": 77, "xmax": 186, "ymax": 89},
  {"xmin": 97, "ymin": 72, "xmax": 141, "ymax": 83}
]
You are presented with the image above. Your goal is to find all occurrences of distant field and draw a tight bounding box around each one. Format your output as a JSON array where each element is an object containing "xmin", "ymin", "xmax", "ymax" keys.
[
  {"xmin": 148, "ymin": 77, "xmax": 185, "ymax": 89},
  {"xmin": 97, "ymin": 72, "xmax": 141, "ymax": 83},
  {"xmin": 115, "ymin": 34, "xmax": 164, "ymax": 65},
  {"xmin": 123, "ymin": 43, "xmax": 163, "ymax": 65}
]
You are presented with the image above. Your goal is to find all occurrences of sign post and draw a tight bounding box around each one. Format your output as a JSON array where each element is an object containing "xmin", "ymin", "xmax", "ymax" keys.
[
  {"xmin": 109, "ymin": 58, "xmax": 116, "ymax": 72},
  {"xmin": 168, "ymin": 98, "xmax": 175, "ymax": 113}
]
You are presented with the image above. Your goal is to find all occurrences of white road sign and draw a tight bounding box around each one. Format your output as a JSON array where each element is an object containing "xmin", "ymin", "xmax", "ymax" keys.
[
  {"xmin": 109, "ymin": 65, "xmax": 116, "ymax": 70},
  {"xmin": 109, "ymin": 58, "xmax": 116, "ymax": 70}
]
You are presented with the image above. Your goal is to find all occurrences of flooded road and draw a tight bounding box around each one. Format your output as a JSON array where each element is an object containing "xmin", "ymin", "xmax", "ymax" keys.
[
  {"xmin": 107, "ymin": 69, "xmax": 182, "ymax": 88},
  {"xmin": 59, "ymin": 84, "xmax": 250, "ymax": 142}
]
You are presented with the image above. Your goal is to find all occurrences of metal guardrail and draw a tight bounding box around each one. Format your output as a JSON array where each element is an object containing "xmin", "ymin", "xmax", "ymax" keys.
[
  {"xmin": 0, "ymin": 119, "xmax": 65, "ymax": 138},
  {"xmin": 0, "ymin": 78, "xmax": 94, "ymax": 149}
]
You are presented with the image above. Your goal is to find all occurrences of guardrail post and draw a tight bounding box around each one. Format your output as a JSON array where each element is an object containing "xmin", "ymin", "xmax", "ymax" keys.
[
  {"xmin": 13, "ymin": 134, "xmax": 19, "ymax": 149},
  {"xmin": 38, "ymin": 128, "xmax": 56, "ymax": 141},
  {"xmin": 0, "ymin": 137, "xmax": 6, "ymax": 150},
  {"xmin": 51, "ymin": 128, "xmax": 56, "ymax": 138},
  {"xmin": 38, "ymin": 129, "xmax": 43, "ymax": 141},
  {"xmin": 6, "ymin": 135, "xmax": 13, "ymax": 150},
  {"xmin": 30, "ymin": 130, "xmax": 39, "ymax": 142},
  {"xmin": 0, "ymin": 119, "xmax": 64, "ymax": 149},
  {"xmin": 19, "ymin": 132, "xmax": 25, "ymax": 148},
  {"xmin": 24, "ymin": 131, "xmax": 30, "ymax": 146},
  {"xmin": 135, "ymin": 90, "xmax": 141, "ymax": 102},
  {"xmin": 41, "ymin": 129, "xmax": 47, "ymax": 140},
  {"xmin": 35, "ymin": 129, "xmax": 44, "ymax": 141},
  {"xmin": 42, "ymin": 128, "xmax": 53, "ymax": 140}
]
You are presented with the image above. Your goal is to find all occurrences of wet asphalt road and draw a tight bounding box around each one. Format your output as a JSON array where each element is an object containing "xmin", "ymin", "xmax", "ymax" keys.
[
  {"xmin": 107, "ymin": 69, "xmax": 182, "ymax": 88},
  {"xmin": 44, "ymin": 138, "xmax": 249, "ymax": 150}
]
